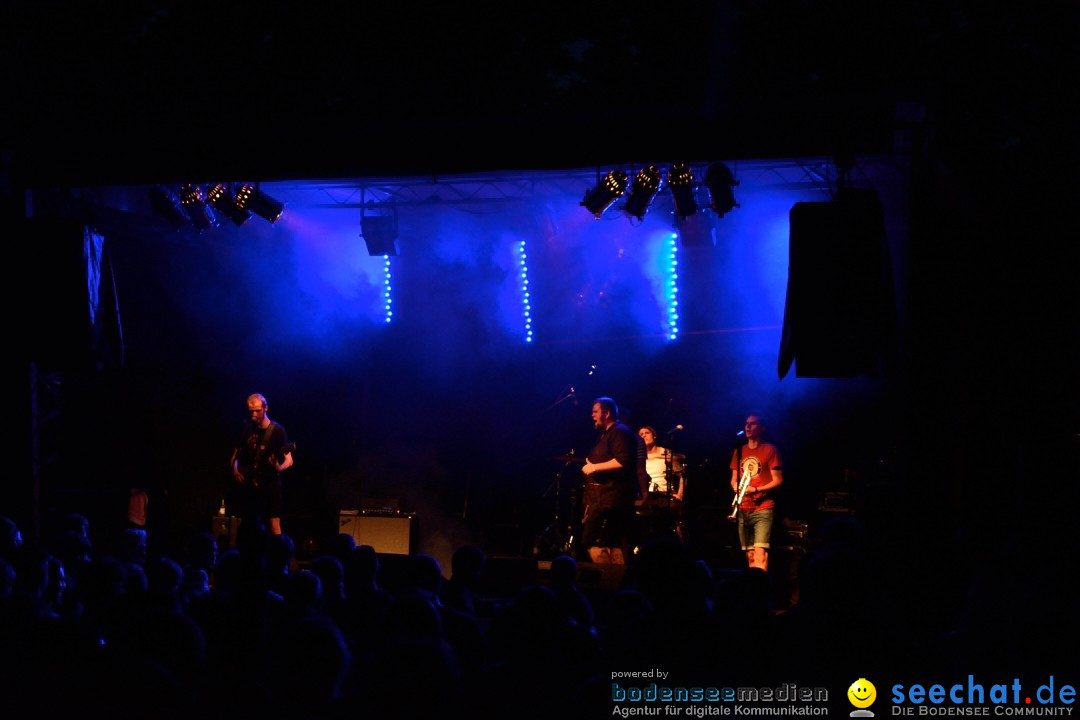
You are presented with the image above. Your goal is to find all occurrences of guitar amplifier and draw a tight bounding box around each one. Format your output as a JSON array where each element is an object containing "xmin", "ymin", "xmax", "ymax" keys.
[{"xmin": 338, "ymin": 511, "xmax": 414, "ymax": 555}]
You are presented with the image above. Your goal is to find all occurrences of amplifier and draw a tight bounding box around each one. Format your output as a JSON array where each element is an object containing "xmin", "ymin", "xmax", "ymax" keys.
[{"xmin": 338, "ymin": 512, "xmax": 414, "ymax": 555}]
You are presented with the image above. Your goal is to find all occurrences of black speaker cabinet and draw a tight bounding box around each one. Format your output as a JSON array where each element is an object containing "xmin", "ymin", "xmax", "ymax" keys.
[
  {"xmin": 778, "ymin": 188, "xmax": 892, "ymax": 378},
  {"xmin": 338, "ymin": 512, "xmax": 414, "ymax": 555}
]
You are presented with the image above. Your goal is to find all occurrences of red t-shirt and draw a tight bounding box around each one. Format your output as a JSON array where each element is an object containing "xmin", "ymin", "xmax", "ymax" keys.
[{"xmin": 730, "ymin": 442, "xmax": 782, "ymax": 511}]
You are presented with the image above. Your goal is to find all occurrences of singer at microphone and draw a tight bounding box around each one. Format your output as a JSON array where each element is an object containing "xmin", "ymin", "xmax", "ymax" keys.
[{"xmin": 729, "ymin": 413, "xmax": 784, "ymax": 575}]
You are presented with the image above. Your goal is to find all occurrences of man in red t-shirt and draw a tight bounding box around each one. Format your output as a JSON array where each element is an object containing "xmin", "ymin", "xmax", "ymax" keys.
[{"xmin": 729, "ymin": 413, "xmax": 784, "ymax": 572}]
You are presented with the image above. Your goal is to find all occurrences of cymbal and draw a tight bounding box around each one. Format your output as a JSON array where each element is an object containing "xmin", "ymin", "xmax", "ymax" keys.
[
  {"xmin": 672, "ymin": 453, "xmax": 687, "ymax": 461},
  {"xmin": 553, "ymin": 455, "xmax": 585, "ymax": 463}
]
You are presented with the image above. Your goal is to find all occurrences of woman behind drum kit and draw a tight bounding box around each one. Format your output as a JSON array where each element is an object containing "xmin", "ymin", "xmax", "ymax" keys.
[{"xmin": 636, "ymin": 426, "xmax": 687, "ymax": 543}]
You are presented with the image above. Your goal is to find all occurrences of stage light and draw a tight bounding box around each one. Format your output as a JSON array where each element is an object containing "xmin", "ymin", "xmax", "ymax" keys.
[
  {"xmin": 581, "ymin": 169, "xmax": 628, "ymax": 218},
  {"xmin": 383, "ymin": 256, "xmax": 393, "ymax": 323},
  {"xmin": 361, "ymin": 213, "xmax": 398, "ymax": 256},
  {"xmin": 207, "ymin": 183, "xmax": 250, "ymax": 226},
  {"xmin": 704, "ymin": 162, "xmax": 739, "ymax": 217},
  {"xmin": 668, "ymin": 163, "xmax": 698, "ymax": 219},
  {"xmin": 178, "ymin": 183, "xmax": 216, "ymax": 230},
  {"xmin": 621, "ymin": 165, "xmax": 662, "ymax": 221},
  {"xmin": 149, "ymin": 185, "xmax": 189, "ymax": 228},
  {"xmin": 235, "ymin": 183, "xmax": 284, "ymax": 223},
  {"xmin": 517, "ymin": 240, "xmax": 533, "ymax": 343},
  {"xmin": 664, "ymin": 233, "xmax": 679, "ymax": 340}
]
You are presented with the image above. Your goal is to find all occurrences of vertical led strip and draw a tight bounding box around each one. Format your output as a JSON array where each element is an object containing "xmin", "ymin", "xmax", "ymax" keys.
[
  {"xmin": 383, "ymin": 256, "xmax": 393, "ymax": 323},
  {"xmin": 518, "ymin": 240, "xmax": 533, "ymax": 343},
  {"xmin": 665, "ymin": 233, "xmax": 679, "ymax": 340}
]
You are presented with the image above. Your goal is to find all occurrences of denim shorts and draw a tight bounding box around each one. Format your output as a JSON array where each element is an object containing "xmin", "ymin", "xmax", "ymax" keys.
[{"xmin": 737, "ymin": 508, "xmax": 774, "ymax": 550}]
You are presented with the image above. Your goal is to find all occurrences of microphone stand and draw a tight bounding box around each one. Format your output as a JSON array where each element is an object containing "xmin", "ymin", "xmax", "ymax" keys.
[
  {"xmin": 661, "ymin": 441, "xmax": 680, "ymax": 535},
  {"xmin": 545, "ymin": 384, "xmax": 577, "ymax": 412},
  {"xmin": 664, "ymin": 451, "xmax": 676, "ymax": 511},
  {"xmin": 537, "ymin": 454, "xmax": 577, "ymax": 557}
]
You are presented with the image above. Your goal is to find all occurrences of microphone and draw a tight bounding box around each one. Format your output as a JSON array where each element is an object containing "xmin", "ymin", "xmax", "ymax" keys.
[
  {"xmin": 569, "ymin": 386, "xmax": 578, "ymax": 407},
  {"xmin": 666, "ymin": 424, "xmax": 684, "ymax": 434},
  {"xmin": 736, "ymin": 430, "xmax": 745, "ymax": 437}
]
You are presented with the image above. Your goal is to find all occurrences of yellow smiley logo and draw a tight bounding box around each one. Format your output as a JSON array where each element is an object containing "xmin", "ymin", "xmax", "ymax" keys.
[{"xmin": 847, "ymin": 678, "xmax": 876, "ymax": 709}]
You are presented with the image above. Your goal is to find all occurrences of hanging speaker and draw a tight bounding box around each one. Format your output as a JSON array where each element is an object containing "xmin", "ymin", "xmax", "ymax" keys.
[
  {"xmin": 778, "ymin": 188, "xmax": 892, "ymax": 378},
  {"xmin": 361, "ymin": 215, "xmax": 398, "ymax": 256}
]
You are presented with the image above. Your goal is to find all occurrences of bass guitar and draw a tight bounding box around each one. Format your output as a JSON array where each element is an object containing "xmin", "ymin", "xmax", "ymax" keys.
[{"xmin": 238, "ymin": 442, "xmax": 296, "ymax": 488}]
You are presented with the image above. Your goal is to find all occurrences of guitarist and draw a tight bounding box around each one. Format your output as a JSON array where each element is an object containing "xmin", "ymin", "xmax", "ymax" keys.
[
  {"xmin": 229, "ymin": 393, "xmax": 294, "ymax": 536},
  {"xmin": 729, "ymin": 413, "xmax": 783, "ymax": 573}
]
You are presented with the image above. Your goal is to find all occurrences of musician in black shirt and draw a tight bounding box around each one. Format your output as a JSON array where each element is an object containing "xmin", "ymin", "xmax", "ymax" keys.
[
  {"xmin": 229, "ymin": 393, "xmax": 294, "ymax": 536},
  {"xmin": 581, "ymin": 397, "xmax": 643, "ymax": 564}
]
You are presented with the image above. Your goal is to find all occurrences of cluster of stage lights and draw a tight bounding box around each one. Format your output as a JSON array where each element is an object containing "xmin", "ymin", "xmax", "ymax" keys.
[
  {"xmin": 580, "ymin": 161, "xmax": 739, "ymax": 224},
  {"xmin": 579, "ymin": 164, "xmax": 687, "ymax": 341},
  {"xmin": 150, "ymin": 182, "xmax": 285, "ymax": 230}
]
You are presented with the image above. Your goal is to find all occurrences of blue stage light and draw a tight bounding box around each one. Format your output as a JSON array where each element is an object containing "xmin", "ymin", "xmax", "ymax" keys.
[
  {"xmin": 235, "ymin": 183, "xmax": 285, "ymax": 223},
  {"xmin": 621, "ymin": 165, "xmax": 662, "ymax": 221},
  {"xmin": 704, "ymin": 162, "xmax": 739, "ymax": 218},
  {"xmin": 518, "ymin": 240, "xmax": 533, "ymax": 343},
  {"xmin": 668, "ymin": 163, "xmax": 698, "ymax": 220},
  {"xmin": 581, "ymin": 169, "xmax": 629, "ymax": 219},
  {"xmin": 664, "ymin": 233, "xmax": 680, "ymax": 340},
  {"xmin": 383, "ymin": 256, "xmax": 393, "ymax": 324},
  {"xmin": 207, "ymin": 183, "xmax": 250, "ymax": 226},
  {"xmin": 178, "ymin": 183, "xmax": 216, "ymax": 230}
]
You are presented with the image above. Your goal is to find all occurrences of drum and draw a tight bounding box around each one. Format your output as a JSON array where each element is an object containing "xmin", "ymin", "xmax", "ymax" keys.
[{"xmin": 635, "ymin": 492, "xmax": 680, "ymax": 543}]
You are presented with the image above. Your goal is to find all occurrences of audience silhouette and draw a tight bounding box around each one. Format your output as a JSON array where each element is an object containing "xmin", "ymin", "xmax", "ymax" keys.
[{"xmin": 0, "ymin": 504, "xmax": 1068, "ymax": 718}]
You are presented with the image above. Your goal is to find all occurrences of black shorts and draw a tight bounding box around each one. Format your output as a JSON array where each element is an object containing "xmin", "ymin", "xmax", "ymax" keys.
[
  {"xmin": 234, "ymin": 477, "xmax": 282, "ymax": 521},
  {"xmin": 261, "ymin": 480, "xmax": 283, "ymax": 518},
  {"xmin": 582, "ymin": 505, "xmax": 634, "ymax": 548}
]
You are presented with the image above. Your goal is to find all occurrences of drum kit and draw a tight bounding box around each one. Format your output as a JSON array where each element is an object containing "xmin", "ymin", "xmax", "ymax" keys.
[{"xmin": 638, "ymin": 453, "xmax": 687, "ymax": 544}]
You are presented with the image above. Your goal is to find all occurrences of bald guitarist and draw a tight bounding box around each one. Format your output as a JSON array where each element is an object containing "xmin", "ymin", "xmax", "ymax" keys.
[{"xmin": 229, "ymin": 393, "xmax": 294, "ymax": 536}]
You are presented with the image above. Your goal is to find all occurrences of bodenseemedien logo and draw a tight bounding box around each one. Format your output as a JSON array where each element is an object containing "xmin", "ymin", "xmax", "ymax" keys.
[
  {"xmin": 848, "ymin": 678, "xmax": 877, "ymax": 717},
  {"xmin": 609, "ymin": 673, "xmax": 830, "ymax": 715}
]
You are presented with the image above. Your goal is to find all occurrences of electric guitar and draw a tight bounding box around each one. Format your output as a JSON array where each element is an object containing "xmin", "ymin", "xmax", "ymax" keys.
[
  {"xmin": 237, "ymin": 442, "xmax": 296, "ymax": 488},
  {"xmin": 728, "ymin": 465, "xmax": 752, "ymax": 521}
]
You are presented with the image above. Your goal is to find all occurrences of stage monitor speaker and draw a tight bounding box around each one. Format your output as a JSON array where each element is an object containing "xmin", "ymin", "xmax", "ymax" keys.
[{"xmin": 338, "ymin": 513, "xmax": 413, "ymax": 555}]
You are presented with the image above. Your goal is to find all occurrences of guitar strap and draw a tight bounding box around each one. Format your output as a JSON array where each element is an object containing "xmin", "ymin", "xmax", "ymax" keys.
[
  {"xmin": 255, "ymin": 423, "xmax": 276, "ymax": 471},
  {"xmin": 736, "ymin": 442, "xmax": 744, "ymax": 499}
]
